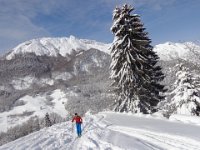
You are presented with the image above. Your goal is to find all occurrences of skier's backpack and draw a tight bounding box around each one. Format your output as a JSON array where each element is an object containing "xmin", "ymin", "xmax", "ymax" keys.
[{"xmin": 76, "ymin": 116, "xmax": 82, "ymax": 123}]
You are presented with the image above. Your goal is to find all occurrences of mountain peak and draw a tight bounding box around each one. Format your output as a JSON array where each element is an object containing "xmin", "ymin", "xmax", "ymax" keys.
[{"xmin": 69, "ymin": 35, "xmax": 76, "ymax": 40}]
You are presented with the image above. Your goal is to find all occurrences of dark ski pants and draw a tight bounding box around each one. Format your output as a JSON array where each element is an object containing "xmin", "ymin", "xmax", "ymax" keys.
[{"xmin": 76, "ymin": 123, "xmax": 82, "ymax": 136}]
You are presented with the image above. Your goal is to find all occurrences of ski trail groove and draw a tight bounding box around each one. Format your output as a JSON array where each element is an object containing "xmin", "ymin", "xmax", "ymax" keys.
[{"xmin": 109, "ymin": 126, "xmax": 200, "ymax": 150}]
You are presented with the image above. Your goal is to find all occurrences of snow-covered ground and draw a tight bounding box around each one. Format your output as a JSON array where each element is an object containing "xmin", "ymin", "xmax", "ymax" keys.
[{"xmin": 1, "ymin": 112, "xmax": 200, "ymax": 150}]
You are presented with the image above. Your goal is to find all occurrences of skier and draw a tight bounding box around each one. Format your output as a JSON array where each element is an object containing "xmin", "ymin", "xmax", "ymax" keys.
[{"xmin": 72, "ymin": 113, "xmax": 82, "ymax": 137}]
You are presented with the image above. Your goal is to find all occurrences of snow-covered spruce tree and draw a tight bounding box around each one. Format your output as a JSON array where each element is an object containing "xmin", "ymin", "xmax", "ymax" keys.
[
  {"xmin": 166, "ymin": 64, "xmax": 200, "ymax": 116},
  {"xmin": 45, "ymin": 113, "xmax": 52, "ymax": 127},
  {"xmin": 110, "ymin": 4, "xmax": 165, "ymax": 113}
]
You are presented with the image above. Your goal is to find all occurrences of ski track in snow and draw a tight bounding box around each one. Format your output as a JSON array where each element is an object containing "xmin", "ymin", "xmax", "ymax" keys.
[
  {"xmin": 1, "ymin": 112, "xmax": 200, "ymax": 150},
  {"xmin": 110, "ymin": 126, "xmax": 200, "ymax": 150}
]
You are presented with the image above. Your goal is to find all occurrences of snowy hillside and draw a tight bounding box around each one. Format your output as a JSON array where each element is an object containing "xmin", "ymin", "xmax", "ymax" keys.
[
  {"xmin": 0, "ymin": 89, "xmax": 71, "ymax": 131},
  {"xmin": 6, "ymin": 35, "xmax": 110, "ymax": 60},
  {"xmin": 1, "ymin": 112, "xmax": 200, "ymax": 150}
]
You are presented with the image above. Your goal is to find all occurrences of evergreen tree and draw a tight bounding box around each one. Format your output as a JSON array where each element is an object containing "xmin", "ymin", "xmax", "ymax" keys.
[
  {"xmin": 165, "ymin": 64, "xmax": 200, "ymax": 116},
  {"xmin": 45, "ymin": 113, "xmax": 52, "ymax": 127},
  {"xmin": 110, "ymin": 4, "xmax": 165, "ymax": 113}
]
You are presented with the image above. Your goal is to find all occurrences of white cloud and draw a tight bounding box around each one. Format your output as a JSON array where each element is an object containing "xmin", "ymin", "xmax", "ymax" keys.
[
  {"xmin": 0, "ymin": 14, "xmax": 50, "ymax": 53},
  {"xmin": 0, "ymin": 14, "xmax": 48, "ymax": 38},
  {"xmin": 0, "ymin": 0, "xmax": 62, "ymax": 53}
]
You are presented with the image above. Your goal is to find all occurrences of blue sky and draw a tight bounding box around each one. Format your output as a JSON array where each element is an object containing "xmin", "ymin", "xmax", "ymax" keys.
[{"xmin": 0, "ymin": 0, "xmax": 200, "ymax": 53}]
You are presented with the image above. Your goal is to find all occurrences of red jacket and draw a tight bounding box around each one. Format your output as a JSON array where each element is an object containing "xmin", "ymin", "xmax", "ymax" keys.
[{"xmin": 72, "ymin": 116, "xmax": 82, "ymax": 124}]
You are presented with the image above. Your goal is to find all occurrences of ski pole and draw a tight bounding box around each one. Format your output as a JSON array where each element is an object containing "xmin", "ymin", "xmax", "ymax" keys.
[{"xmin": 72, "ymin": 122, "xmax": 74, "ymax": 134}]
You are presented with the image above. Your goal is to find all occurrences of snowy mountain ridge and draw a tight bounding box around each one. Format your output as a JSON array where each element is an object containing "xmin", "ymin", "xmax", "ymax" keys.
[
  {"xmin": 6, "ymin": 35, "xmax": 110, "ymax": 60},
  {"xmin": 5, "ymin": 36, "xmax": 200, "ymax": 62}
]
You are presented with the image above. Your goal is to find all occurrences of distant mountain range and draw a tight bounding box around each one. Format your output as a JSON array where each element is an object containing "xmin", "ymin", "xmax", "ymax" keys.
[
  {"xmin": 5, "ymin": 36, "xmax": 200, "ymax": 63},
  {"xmin": 0, "ymin": 36, "xmax": 200, "ymax": 132}
]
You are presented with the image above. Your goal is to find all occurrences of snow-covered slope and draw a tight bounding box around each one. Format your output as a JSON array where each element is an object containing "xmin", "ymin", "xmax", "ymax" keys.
[
  {"xmin": 1, "ymin": 112, "xmax": 200, "ymax": 150},
  {"xmin": 154, "ymin": 42, "xmax": 200, "ymax": 61},
  {"xmin": 0, "ymin": 89, "xmax": 72, "ymax": 131},
  {"xmin": 6, "ymin": 35, "xmax": 110, "ymax": 60}
]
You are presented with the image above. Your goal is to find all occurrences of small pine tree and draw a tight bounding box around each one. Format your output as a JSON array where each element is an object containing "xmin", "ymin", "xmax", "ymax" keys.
[
  {"xmin": 110, "ymin": 4, "xmax": 165, "ymax": 113},
  {"xmin": 166, "ymin": 64, "xmax": 200, "ymax": 116},
  {"xmin": 45, "ymin": 113, "xmax": 52, "ymax": 127}
]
